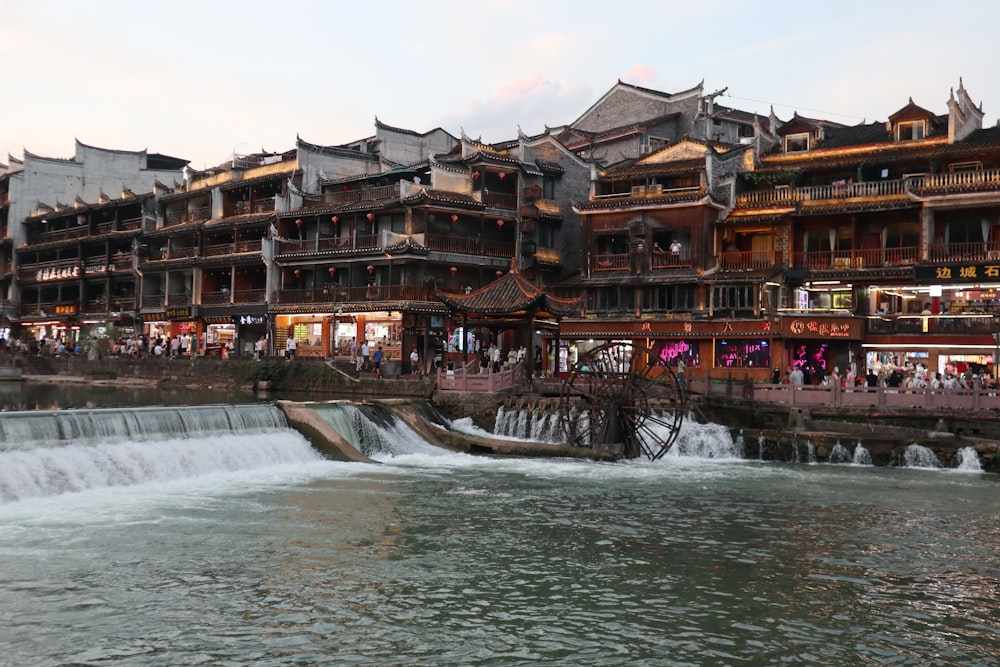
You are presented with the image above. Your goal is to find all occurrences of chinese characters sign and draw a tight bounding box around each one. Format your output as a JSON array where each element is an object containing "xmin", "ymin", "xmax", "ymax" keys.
[
  {"xmin": 915, "ymin": 263, "xmax": 1000, "ymax": 283},
  {"xmin": 780, "ymin": 316, "xmax": 862, "ymax": 340}
]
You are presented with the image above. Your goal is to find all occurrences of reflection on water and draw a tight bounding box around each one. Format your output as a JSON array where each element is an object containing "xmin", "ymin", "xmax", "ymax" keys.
[{"xmin": 0, "ymin": 381, "xmax": 262, "ymax": 411}]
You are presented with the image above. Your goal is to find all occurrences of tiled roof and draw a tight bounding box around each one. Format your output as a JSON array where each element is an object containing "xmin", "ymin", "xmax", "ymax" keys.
[
  {"xmin": 436, "ymin": 271, "xmax": 584, "ymax": 317},
  {"xmin": 601, "ymin": 157, "xmax": 704, "ymax": 179},
  {"xmin": 575, "ymin": 191, "xmax": 713, "ymax": 212},
  {"xmin": 401, "ymin": 188, "xmax": 482, "ymax": 207}
]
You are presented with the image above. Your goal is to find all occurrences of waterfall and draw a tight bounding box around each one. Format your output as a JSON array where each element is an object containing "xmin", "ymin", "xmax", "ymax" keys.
[
  {"xmin": 0, "ymin": 404, "xmax": 286, "ymax": 451},
  {"xmin": 852, "ymin": 443, "xmax": 873, "ymax": 466},
  {"xmin": 955, "ymin": 447, "xmax": 983, "ymax": 471},
  {"xmin": 805, "ymin": 441, "xmax": 817, "ymax": 464},
  {"xmin": 900, "ymin": 444, "xmax": 942, "ymax": 468},
  {"xmin": 828, "ymin": 441, "xmax": 851, "ymax": 464},
  {"xmin": 0, "ymin": 431, "xmax": 322, "ymax": 504},
  {"xmin": 757, "ymin": 434, "xmax": 765, "ymax": 460},
  {"xmin": 310, "ymin": 402, "xmax": 448, "ymax": 459}
]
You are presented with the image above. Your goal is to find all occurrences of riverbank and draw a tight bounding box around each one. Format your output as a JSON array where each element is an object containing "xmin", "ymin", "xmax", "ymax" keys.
[{"xmin": 7, "ymin": 353, "xmax": 1000, "ymax": 471}]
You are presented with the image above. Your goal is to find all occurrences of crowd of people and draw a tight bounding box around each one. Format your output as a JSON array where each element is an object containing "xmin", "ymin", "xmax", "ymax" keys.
[{"xmin": 777, "ymin": 362, "xmax": 998, "ymax": 393}]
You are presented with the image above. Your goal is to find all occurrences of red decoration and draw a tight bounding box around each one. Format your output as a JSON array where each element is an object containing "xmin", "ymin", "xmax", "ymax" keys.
[
  {"xmin": 293, "ymin": 269, "xmax": 302, "ymax": 278},
  {"xmin": 496, "ymin": 219, "xmax": 504, "ymax": 229},
  {"xmin": 473, "ymin": 171, "xmax": 480, "ymax": 180},
  {"xmin": 328, "ymin": 267, "xmax": 336, "ymax": 276},
  {"xmin": 367, "ymin": 264, "xmax": 375, "ymax": 275},
  {"xmin": 295, "ymin": 219, "xmax": 302, "ymax": 227},
  {"xmin": 451, "ymin": 214, "xmax": 459, "ymax": 224},
  {"xmin": 332, "ymin": 216, "xmax": 339, "ymax": 224},
  {"xmin": 366, "ymin": 213, "xmax": 374, "ymax": 222},
  {"xmin": 498, "ymin": 172, "xmax": 505, "ymax": 181},
  {"xmin": 496, "ymin": 270, "xmax": 503, "ymax": 278},
  {"xmin": 449, "ymin": 266, "xmax": 458, "ymax": 276}
]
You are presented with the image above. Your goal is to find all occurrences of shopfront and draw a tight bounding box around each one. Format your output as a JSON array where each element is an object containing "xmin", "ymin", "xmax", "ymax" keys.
[
  {"xmin": 142, "ymin": 307, "xmax": 198, "ymax": 350},
  {"xmin": 780, "ymin": 314, "xmax": 865, "ymax": 380},
  {"xmin": 558, "ymin": 318, "xmax": 778, "ymax": 381}
]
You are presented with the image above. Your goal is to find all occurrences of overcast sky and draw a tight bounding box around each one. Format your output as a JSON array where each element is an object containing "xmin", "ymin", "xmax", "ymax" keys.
[{"xmin": 3, "ymin": 0, "xmax": 999, "ymax": 170}]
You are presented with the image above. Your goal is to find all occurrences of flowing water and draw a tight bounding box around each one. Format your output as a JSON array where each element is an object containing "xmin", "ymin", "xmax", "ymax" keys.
[{"xmin": 1, "ymin": 403, "xmax": 998, "ymax": 666}]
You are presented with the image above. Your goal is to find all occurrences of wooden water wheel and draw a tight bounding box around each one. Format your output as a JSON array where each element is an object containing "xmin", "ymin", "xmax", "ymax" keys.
[{"xmin": 558, "ymin": 342, "xmax": 684, "ymax": 460}]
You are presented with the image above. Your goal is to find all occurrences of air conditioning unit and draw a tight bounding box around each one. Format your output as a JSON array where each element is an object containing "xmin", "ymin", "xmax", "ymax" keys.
[
  {"xmin": 631, "ymin": 185, "xmax": 647, "ymax": 196},
  {"xmin": 639, "ymin": 143, "xmax": 652, "ymax": 155},
  {"xmin": 647, "ymin": 184, "xmax": 663, "ymax": 195}
]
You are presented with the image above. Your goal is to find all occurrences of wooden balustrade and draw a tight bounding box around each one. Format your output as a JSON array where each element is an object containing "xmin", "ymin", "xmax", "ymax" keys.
[
  {"xmin": 482, "ymin": 191, "xmax": 517, "ymax": 210},
  {"xmin": 592, "ymin": 253, "xmax": 629, "ymax": 272},
  {"xmin": 651, "ymin": 250, "xmax": 692, "ymax": 269},
  {"xmin": 928, "ymin": 241, "xmax": 1000, "ymax": 262},
  {"xmin": 719, "ymin": 249, "xmax": 781, "ymax": 270},
  {"xmin": 914, "ymin": 168, "xmax": 1000, "ymax": 192},
  {"xmin": 314, "ymin": 184, "xmax": 400, "ymax": 207}
]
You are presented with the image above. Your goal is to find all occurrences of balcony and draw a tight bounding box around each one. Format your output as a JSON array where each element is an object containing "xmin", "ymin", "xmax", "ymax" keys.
[
  {"xmin": 276, "ymin": 284, "xmax": 430, "ymax": 305},
  {"xmin": 231, "ymin": 198, "xmax": 275, "ymax": 216},
  {"xmin": 34, "ymin": 227, "xmax": 89, "ymax": 244},
  {"xmin": 165, "ymin": 206, "xmax": 211, "ymax": 226},
  {"xmin": 719, "ymin": 249, "xmax": 782, "ymax": 271},
  {"xmin": 202, "ymin": 290, "xmax": 232, "ymax": 305},
  {"xmin": 482, "ymin": 191, "xmax": 517, "ymax": 211},
  {"xmin": 203, "ymin": 239, "xmax": 263, "ymax": 257},
  {"xmin": 867, "ymin": 314, "xmax": 998, "ymax": 335},
  {"xmin": 149, "ymin": 246, "xmax": 199, "ymax": 261},
  {"xmin": 910, "ymin": 168, "xmax": 1000, "ymax": 196},
  {"xmin": 233, "ymin": 288, "xmax": 266, "ymax": 304},
  {"xmin": 791, "ymin": 247, "xmax": 919, "ymax": 269},
  {"xmin": 307, "ymin": 184, "xmax": 401, "ymax": 208},
  {"xmin": 167, "ymin": 292, "xmax": 192, "ymax": 306},
  {"xmin": 928, "ymin": 241, "xmax": 1000, "ymax": 263},
  {"xmin": 422, "ymin": 234, "xmax": 515, "ymax": 259},
  {"xmin": 591, "ymin": 253, "xmax": 629, "ymax": 272},
  {"xmin": 736, "ymin": 179, "xmax": 911, "ymax": 208},
  {"xmin": 651, "ymin": 249, "xmax": 692, "ymax": 269}
]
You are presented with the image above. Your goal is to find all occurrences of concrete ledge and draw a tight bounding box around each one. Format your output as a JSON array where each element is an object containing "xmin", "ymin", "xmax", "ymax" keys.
[{"xmin": 276, "ymin": 400, "xmax": 374, "ymax": 464}]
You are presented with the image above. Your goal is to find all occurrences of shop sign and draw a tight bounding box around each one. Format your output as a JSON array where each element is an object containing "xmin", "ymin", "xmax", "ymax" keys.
[
  {"xmin": 236, "ymin": 314, "xmax": 266, "ymax": 325},
  {"xmin": 165, "ymin": 307, "xmax": 191, "ymax": 319},
  {"xmin": 54, "ymin": 304, "xmax": 77, "ymax": 315},
  {"xmin": 781, "ymin": 316, "xmax": 862, "ymax": 340},
  {"xmin": 404, "ymin": 327, "xmax": 426, "ymax": 336},
  {"xmin": 915, "ymin": 262, "xmax": 1000, "ymax": 283}
]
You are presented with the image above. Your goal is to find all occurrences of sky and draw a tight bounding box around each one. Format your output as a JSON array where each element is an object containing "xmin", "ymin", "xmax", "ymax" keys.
[{"xmin": 3, "ymin": 0, "xmax": 1000, "ymax": 171}]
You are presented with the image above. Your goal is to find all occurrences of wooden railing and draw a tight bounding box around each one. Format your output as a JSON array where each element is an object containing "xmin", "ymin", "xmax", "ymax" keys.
[
  {"xmin": 165, "ymin": 206, "xmax": 210, "ymax": 225},
  {"xmin": 232, "ymin": 289, "xmax": 266, "ymax": 304},
  {"xmin": 651, "ymin": 250, "xmax": 692, "ymax": 269},
  {"xmin": 142, "ymin": 294, "xmax": 165, "ymax": 308},
  {"xmin": 736, "ymin": 179, "xmax": 911, "ymax": 207},
  {"xmin": 35, "ymin": 227, "xmax": 89, "ymax": 243},
  {"xmin": 201, "ymin": 290, "xmax": 232, "ymax": 305},
  {"xmin": 928, "ymin": 241, "xmax": 1000, "ymax": 262},
  {"xmin": 482, "ymin": 191, "xmax": 517, "ymax": 210},
  {"xmin": 719, "ymin": 249, "xmax": 782, "ymax": 270},
  {"xmin": 203, "ymin": 240, "xmax": 263, "ymax": 257},
  {"xmin": 591, "ymin": 253, "xmax": 629, "ymax": 272},
  {"xmin": 911, "ymin": 168, "xmax": 1000, "ymax": 193},
  {"xmin": 312, "ymin": 184, "xmax": 401, "ymax": 208},
  {"xmin": 791, "ymin": 246, "xmax": 919, "ymax": 269},
  {"xmin": 167, "ymin": 293, "xmax": 192, "ymax": 306},
  {"xmin": 231, "ymin": 198, "xmax": 275, "ymax": 215},
  {"xmin": 276, "ymin": 284, "xmax": 430, "ymax": 305}
]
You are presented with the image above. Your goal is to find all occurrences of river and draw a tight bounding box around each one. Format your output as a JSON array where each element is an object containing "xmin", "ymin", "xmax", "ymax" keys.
[{"xmin": 0, "ymin": 404, "xmax": 997, "ymax": 666}]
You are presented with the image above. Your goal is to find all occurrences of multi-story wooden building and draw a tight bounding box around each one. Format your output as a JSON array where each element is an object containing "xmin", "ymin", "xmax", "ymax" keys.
[{"xmin": 5, "ymin": 142, "xmax": 188, "ymax": 344}]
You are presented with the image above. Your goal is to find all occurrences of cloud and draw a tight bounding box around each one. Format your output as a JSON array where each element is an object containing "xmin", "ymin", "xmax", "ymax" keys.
[
  {"xmin": 624, "ymin": 64, "xmax": 657, "ymax": 83},
  {"xmin": 434, "ymin": 73, "xmax": 593, "ymax": 142}
]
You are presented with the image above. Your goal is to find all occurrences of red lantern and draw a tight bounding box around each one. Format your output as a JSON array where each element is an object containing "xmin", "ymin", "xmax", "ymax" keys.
[
  {"xmin": 366, "ymin": 213, "xmax": 374, "ymax": 222},
  {"xmin": 293, "ymin": 269, "xmax": 302, "ymax": 278},
  {"xmin": 451, "ymin": 214, "xmax": 459, "ymax": 224},
  {"xmin": 295, "ymin": 219, "xmax": 302, "ymax": 227},
  {"xmin": 473, "ymin": 171, "xmax": 480, "ymax": 180},
  {"xmin": 449, "ymin": 266, "xmax": 458, "ymax": 276},
  {"xmin": 496, "ymin": 270, "xmax": 503, "ymax": 278},
  {"xmin": 328, "ymin": 267, "xmax": 336, "ymax": 276},
  {"xmin": 332, "ymin": 216, "xmax": 339, "ymax": 224},
  {"xmin": 498, "ymin": 172, "xmax": 505, "ymax": 181},
  {"xmin": 367, "ymin": 264, "xmax": 375, "ymax": 275},
  {"xmin": 496, "ymin": 219, "xmax": 504, "ymax": 229}
]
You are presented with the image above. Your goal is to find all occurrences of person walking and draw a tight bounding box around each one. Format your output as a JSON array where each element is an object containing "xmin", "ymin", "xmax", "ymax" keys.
[
  {"xmin": 372, "ymin": 345, "xmax": 384, "ymax": 378},
  {"xmin": 410, "ymin": 347, "xmax": 420, "ymax": 376},
  {"xmin": 355, "ymin": 339, "xmax": 365, "ymax": 371},
  {"xmin": 360, "ymin": 340, "xmax": 370, "ymax": 372}
]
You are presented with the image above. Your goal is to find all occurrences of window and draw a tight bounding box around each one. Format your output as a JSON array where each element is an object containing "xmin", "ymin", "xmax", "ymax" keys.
[
  {"xmin": 643, "ymin": 285, "xmax": 694, "ymax": 312},
  {"xmin": 542, "ymin": 176, "xmax": 556, "ymax": 200},
  {"xmin": 738, "ymin": 124, "xmax": 755, "ymax": 138},
  {"xmin": 896, "ymin": 121, "xmax": 925, "ymax": 141},
  {"xmin": 713, "ymin": 285, "xmax": 755, "ymax": 311},
  {"xmin": 784, "ymin": 133, "xmax": 809, "ymax": 152}
]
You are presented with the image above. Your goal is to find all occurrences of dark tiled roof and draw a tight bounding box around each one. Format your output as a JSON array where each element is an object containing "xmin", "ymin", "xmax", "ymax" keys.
[
  {"xmin": 436, "ymin": 271, "xmax": 584, "ymax": 317},
  {"xmin": 576, "ymin": 191, "xmax": 713, "ymax": 212},
  {"xmin": 602, "ymin": 157, "xmax": 704, "ymax": 179},
  {"xmin": 815, "ymin": 122, "xmax": 891, "ymax": 149}
]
